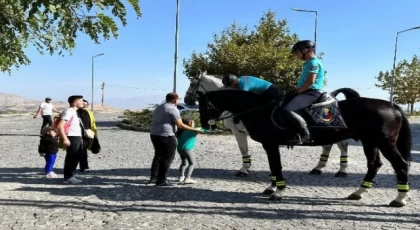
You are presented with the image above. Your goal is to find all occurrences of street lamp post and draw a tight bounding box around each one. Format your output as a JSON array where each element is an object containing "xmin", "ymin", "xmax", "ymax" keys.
[
  {"xmin": 173, "ymin": 0, "xmax": 180, "ymax": 93},
  {"xmin": 91, "ymin": 53, "xmax": 104, "ymax": 111},
  {"xmin": 291, "ymin": 8, "xmax": 318, "ymax": 54},
  {"xmin": 389, "ymin": 26, "xmax": 420, "ymax": 102}
]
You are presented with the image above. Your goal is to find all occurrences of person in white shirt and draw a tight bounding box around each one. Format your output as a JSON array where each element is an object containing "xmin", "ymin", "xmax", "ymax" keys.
[
  {"xmin": 33, "ymin": 97, "xmax": 61, "ymax": 134},
  {"xmin": 57, "ymin": 95, "xmax": 85, "ymax": 184}
]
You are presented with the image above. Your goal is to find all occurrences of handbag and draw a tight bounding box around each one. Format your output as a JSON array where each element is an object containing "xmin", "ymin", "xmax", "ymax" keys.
[
  {"xmin": 84, "ymin": 129, "xmax": 95, "ymax": 139},
  {"xmin": 79, "ymin": 115, "xmax": 95, "ymax": 139}
]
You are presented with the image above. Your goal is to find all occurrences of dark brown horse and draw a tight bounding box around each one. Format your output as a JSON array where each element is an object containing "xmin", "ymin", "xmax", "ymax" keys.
[{"xmin": 200, "ymin": 88, "xmax": 412, "ymax": 207}]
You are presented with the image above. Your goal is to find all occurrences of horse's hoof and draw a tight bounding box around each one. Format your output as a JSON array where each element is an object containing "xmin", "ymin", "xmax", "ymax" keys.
[
  {"xmin": 347, "ymin": 194, "xmax": 362, "ymax": 200},
  {"xmin": 235, "ymin": 171, "xmax": 249, "ymax": 177},
  {"xmin": 309, "ymin": 169, "xmax": 322, "ymax": 175},
  {"xmin": 335, "ymin": 171, "xmax": 348, "ymax": 177},
  {"xmin": 263, "ymin": 189, "xmax": 275, "ymax": 195},
  {"xmin": 269, "ymin": 194, "xmax": 282, "ymax": 201},
  {"xmin": 389, "ymin": 200, "xmax": 405, "ymax": 208}
]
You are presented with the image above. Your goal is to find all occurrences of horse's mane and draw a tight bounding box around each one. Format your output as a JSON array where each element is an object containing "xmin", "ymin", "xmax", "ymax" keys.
[
  {"xmin": 201, "ymin": 73, "xmax": 224, "ymax": 88},
  {"xmin": 203, "ymin": 74, "xmax": 224, "ymax": 81}
]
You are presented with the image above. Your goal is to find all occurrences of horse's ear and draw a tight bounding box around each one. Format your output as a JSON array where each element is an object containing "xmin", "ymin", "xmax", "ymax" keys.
[{"xmin": 196, "ymin": 69, "xmax": 202, "ymax": 79}]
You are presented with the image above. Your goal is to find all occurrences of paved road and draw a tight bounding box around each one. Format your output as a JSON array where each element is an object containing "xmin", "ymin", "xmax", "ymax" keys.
[{"xmin": 0, "ymin": 113, "xmax": 419, "ymax": 229}]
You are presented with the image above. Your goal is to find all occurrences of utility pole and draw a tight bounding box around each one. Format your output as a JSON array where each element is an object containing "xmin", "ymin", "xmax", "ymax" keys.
[
  {"xmin": 389, "ymin": 26, "xmax": 420, "ymax": 102},
  {"xmin": 173, "ymin": 0, "xmax": 180, "ymax": 93},
  {"xmin": 291, "ymin": 8, "xmax": 318, "ymax": 54},
  {"xmin": 101, "ymin": 82, "xmax": 105, "ymax": 107},
  {"xmin": 91, "ymin": 53, "xmax": 104, "ymax": 111}
]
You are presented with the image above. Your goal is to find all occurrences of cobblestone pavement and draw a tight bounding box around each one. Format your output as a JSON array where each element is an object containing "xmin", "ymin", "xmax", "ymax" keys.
[{"xmin": 0, "ymin": 113, "xmax": 419, "ymax": 229}]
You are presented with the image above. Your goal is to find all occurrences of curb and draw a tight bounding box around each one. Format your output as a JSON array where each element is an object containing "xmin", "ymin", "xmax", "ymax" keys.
[{"xmin": 116, "ymin": 122, "xmax": 151, "ymax": 133}]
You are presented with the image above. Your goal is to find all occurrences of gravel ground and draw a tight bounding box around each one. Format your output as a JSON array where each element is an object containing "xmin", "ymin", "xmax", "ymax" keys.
[{"xmin": 0, "ymin": 112, "xmax": 419, "ymax": 229}]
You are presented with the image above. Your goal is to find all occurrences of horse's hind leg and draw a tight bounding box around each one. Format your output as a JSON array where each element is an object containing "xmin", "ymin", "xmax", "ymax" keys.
[
  {"xmin": 348, "ymin": 141, "xmax": 382, "ymax": 200},
  {"xmin": 310, "ymin": 144, "xmax": 332, "ymax": 175},
  {"xmin": 377, "ymin": 142, "xmax": 410, "ymax": 207},
  {"xmin": 336, "ymin": 140, "xmax": 349, "ymax": 177}
]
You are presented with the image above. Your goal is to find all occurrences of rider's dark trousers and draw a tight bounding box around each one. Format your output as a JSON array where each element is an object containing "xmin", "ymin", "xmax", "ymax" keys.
[
  {"xmin": 282, "ymin": 89, "xmax": 321, "ymax": 111},
  {"xmin": 261, "ymin": 85, "xmax": 283, "ymax": 99}
]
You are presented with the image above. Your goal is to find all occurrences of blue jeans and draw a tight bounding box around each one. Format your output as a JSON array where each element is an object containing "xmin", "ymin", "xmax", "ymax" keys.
[
  {"xmin": 44, "ymin": 154, "xmax": 57, "ymax": 174},
  {"xmin": 282, "ymin": 89, "xmax": 321, "ymax": 111}
]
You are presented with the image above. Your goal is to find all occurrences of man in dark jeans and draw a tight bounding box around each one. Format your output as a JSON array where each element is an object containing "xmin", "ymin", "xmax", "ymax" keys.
[
  {"xmin": 57, "ymin": 95, "xmax": 85, "ymax": 184},
  {"xmin": 33, "ymin": 97, "xmax": 61, "ymax": 135},
  {"xmin": 149, "ymin": 92, "xmax": 204, "ymax": 186}
]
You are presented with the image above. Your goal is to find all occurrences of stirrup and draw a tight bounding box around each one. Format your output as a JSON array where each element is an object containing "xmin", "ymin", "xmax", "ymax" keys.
[
  {"xmin": 287, "ymin": 134, "xmax": 311, "ymax": 145},
  {"xmin": 299, "ymin": 134, "xmax": 312, "ymax": 144},
  {"xmin": 286, "ymin": 134, "xmax": 303, "ymax": 145}
]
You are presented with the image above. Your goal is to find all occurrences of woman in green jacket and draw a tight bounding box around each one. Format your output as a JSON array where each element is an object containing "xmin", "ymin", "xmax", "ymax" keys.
[{"xmin": 176, "ymin": 117, "xmax": 208, "ymax": 184}]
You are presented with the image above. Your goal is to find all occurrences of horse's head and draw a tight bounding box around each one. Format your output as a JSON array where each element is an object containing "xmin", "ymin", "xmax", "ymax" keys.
[
  {"xmin": 184, "ymin": 70, "xmax": 224, "ymax": 106},
  {"xmin": 199, "ymin": 89, "xmax": 272, "ymax": 129}
]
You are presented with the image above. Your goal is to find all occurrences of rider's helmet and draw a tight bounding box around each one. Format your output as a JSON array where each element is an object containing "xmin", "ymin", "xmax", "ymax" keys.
[
  {"xmin": 222, "ymin": 74, "xmax": 238, "ymax": 87},
  {"xmin": 291, "ymin": 40, "xmax": 315, "ymax": 54}
]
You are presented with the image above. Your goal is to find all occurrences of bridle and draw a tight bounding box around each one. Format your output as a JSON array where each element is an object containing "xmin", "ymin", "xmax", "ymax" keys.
[
  {"xmin": 185, "ymin": 74, "xmax": 232, "ymax": 124},
  {"xmin": 205, "ymin": 95, "xmax": 277, "ymax": 127},
  {"xmin": 186, "ymin": 70, "xmax": 277, "ymax": 129}
]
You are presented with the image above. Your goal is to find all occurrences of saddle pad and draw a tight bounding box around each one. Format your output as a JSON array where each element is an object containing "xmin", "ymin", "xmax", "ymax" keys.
[{"xmin": 305, "ymin": 103, "xmax": 347, "ymax": 128}]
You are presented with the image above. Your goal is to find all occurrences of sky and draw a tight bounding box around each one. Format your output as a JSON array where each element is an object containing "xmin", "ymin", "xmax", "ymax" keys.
[{"xmin": 1, "ymin": 0, "xmax": 420, "ymax": 109}]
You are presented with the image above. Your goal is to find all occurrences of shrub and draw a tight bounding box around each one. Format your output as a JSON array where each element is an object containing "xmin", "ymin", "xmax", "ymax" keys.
[{"xmin": 121, "ymin": 109, "xmax": 231, "ymax": 134}]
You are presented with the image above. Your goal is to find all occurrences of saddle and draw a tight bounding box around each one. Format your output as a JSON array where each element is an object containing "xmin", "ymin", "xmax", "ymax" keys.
[{"xmin": 271, "ymin": 92, "xmax": 347, "ymax": 130}]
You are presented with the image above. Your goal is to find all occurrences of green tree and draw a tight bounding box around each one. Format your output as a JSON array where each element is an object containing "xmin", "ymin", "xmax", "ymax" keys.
[
  {"xmin": 0, "ymin": 0, "xmax": 141, "ymax": 73},
  {"xmin": 183, "ymin": 10, "xmax": 324, "ymax": 90},
  {"xmin": 375, "ymin": 55, "xmax": 420, "ymax": 113}
]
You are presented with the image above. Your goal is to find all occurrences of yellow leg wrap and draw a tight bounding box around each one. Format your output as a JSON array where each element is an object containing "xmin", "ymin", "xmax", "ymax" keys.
[
  {"xmin": 361, "ymin": 181, "xmax": 373, "ymax": 188},
  {"xmin": 320, "ymin": 154, "xmax": 329, "ymax": 162},
  {"xmin": 340, "ymin": 156, "xmax": 348, "ymax": 163},
  {"xmin": 242, "ymin": 156, "xmax": 251, "ymax": 163},
  {"xmin": 276, "ymin": 180, "xmax": 286, "ymax": 188},
  {"xmin": 397, "ymin": 183, "xmax": 409, "ymax": 192}
]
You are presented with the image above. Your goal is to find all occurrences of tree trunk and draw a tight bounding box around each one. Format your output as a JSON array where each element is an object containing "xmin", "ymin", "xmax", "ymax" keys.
[{"xmin": 411, "ymin": 103, "xmax": 414, "ymax": 114}]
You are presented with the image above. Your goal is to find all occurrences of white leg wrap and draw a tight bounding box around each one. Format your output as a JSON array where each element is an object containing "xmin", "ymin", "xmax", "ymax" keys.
[
  {"xmin": 394, "ymin": 192, "xmax": 408, "ymax": 205},
  {"xmin": 242, "ymin": 162, "xmax": 251, "ymax": 170},
  {"xmin": 239, "ymin": 166, "xmax": 249, "ymax": 174},
  {"xmin": 353, "ymin": 187, "xmax": 368, "ymax": 196},
  {"xmin": 270, "ymin": 188, "xmax": 284, "ymax": 198},
  {"xmin": 314, "ymin": 161, "xmax": 327, "ymax": 171},
  {"xmin": 339, "ymin": 163, "xmax": 348, "ymax": 172},
  {"xmin": 265, "ymin": 185, "xmax": 276, "ymax": 192}
]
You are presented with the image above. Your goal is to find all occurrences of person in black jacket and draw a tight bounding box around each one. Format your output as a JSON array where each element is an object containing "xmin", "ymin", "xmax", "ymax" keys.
[
  {"xmin": 39, "ymin": 127, "xmax": 59, "ymax": 178},
  {"xmin": 77, "ymin": 99, "xmax": 93, "ymax": 173}
]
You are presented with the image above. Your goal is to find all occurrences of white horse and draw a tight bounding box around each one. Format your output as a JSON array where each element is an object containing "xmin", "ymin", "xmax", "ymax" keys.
[{"xmin": 184, "ymin": 71, "xmax": 349, "ymax": 177}]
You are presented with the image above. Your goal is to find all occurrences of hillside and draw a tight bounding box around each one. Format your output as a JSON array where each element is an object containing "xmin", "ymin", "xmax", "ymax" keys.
[{"xmin": 0, "ymin": 92, "xmax": 123, "ymax": 114}]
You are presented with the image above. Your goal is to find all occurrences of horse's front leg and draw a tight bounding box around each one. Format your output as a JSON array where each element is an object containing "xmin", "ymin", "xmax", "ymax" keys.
[
  {"xmin": 262, "ymin": 142, "xmax": 285, "ymax": 201},
  {"xmin": 225, "ymin": 117, "xmax": 250, "ymax": 177}
]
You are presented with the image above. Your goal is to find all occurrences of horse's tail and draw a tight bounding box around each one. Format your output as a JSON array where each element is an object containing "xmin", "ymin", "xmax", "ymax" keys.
[
  {"xmin": 394, "ymin": 104, "xmax": 412, "ymax": 164},
  {"xmin": 330, "ymin": 88, "xmax": 360, "ymax": 100}
]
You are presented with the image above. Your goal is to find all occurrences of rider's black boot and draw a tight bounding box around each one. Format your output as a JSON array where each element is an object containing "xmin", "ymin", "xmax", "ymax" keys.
[{"xmin": 282, "ymin": 111, "xmax": 311, "ymax": 144}]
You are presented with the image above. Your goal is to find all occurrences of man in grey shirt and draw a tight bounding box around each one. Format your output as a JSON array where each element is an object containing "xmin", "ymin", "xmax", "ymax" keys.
[{"xmin": 149, "ymin": 92, "xmax": 203, "ymax": 186}]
